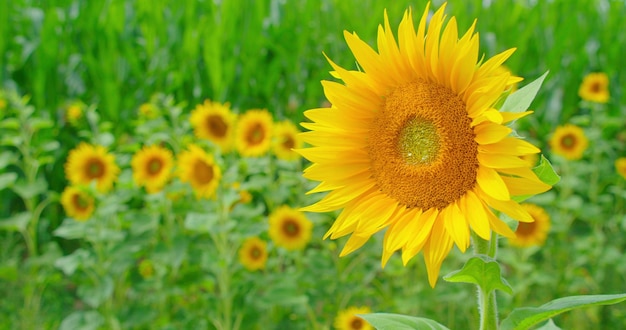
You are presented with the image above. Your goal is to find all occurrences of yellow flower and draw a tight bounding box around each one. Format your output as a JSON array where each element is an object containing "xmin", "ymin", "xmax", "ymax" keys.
[
  {"xmin": 578, "ymin": 72, "xmax": 609, "ymax": 103},
  {"xmin": 616, "ymin": 157, "xmax": 626, "ymax": 179},
  {"xmin": 131, "ymin": 144, "xmax": 174, "ymax": 193},
  {"xmin": 235, "ymin": 109, "xmax": 273, "ymax": 157},
  {"xmin": 508, "ymin": 204, "xmax": 551, "ymax": 247},
  {"xmin": 138, "ymin": 103, "xmax": 158, "ymax": 119},
  {"xmin": 238, "ymin": 237, "xmax": 268, "ymax": 271},
  {"xmin": 190, "ymin": 100, "xmax": 236, "ymax": 152},
  {"xmin": 65, "ymin": 103, "xmax": 83, "ymax": 125},
  {"xmin": 268, "ymin": 206, "xmax": 312, "ymax": 251},
  {"xmin": 60, "ymin": 186, "xmax": 95, "ymax": 221},
  {"xmin": 65, "ymin": 143, "xmax": 120, "ymax": 192},
  {"xmin": 549, "ymin": 124, "xmax": 588, "ymax": 160},
  {"xmin": 298, "ymin": 3, "xmax": 552, "ymax": 287},
  {"xmin": 272, "ymin": 120, "xmax": 302, "ymax": 161},
  {"xmin": 0, "ymin": 98, "xmax": 6, "ymax": 110},
  {"xmin": 138, "ymin": 259, "xmax": 155, "ymax": 279},
  {"xmin": 334, "ymin": 306, "xmax": 373, "ymax": 330},
  {"xmin": 177, "ymin": 144, "xmax": 221, "ymax": 199}
]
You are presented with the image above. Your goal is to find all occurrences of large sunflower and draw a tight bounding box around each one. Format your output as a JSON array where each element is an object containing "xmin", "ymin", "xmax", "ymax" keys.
[
  {"xmin": 508, "ymin": 203, "xmax": 551, "ymax": 247},
  {"xmin": 334, "ymin": 306, "xmax": 373, "ymax": 330},
  {"xmin": 578, "ymin": 72, "xmax": 609, "ymax": 103},
  {"xmin": 298, "ymin": 3, "xmax": 552, "ymax": 286},
  {"xmin": 177, "ymin": 144, "xmax": 222, "ymax": 199},
  {"xmin": 131, "ymin": 144, "xmax": 174, "ymax": 193},
  {"xmin": 235, "ymin": 109, "xmax": 273, "ymax": 157},
  {"xmin": 272, "ymin": 120, "xmax": 302, "ymax": 161},
  {"xmin": 549, "ymin": 124, "xmax": 588, "ymax": 160},
  {"xmin": 60, "ymin": 186, "xmax": 95, "ymax": 221},
  {"xmin": 190, "ymin": 100, "xmax": 236, "ymax": 151},
  {"xmin": 268, "ymin": 205, "xmax": 312, "ymax": 251},
  {"xmin": 65, "ymin": 143, "xmax": 120, "ymax": 192},
  {"xmin": 238, "ymin": 237, "xmax": 268, "ymax": 271}
]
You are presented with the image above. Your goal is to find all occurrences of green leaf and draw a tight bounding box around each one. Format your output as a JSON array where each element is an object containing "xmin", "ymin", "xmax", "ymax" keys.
[
  {"xmin": 500, "ymin": 293, "xmax": 626, "ymax": 330},
  {"xmin": 59, "ymin": 311, "xmax": 105, "ymax": 330},
  {"xmin": 359, "ymin": 313, "xmax": 450, "ymax": 330},
  {"xmin": 77, "ymin": 275, "xmax": 114, "ymax": 308},
  {"xmin": 533, "ymin": 155, "xmax": 560, "ymax": 186},
  {"xmin": 535, "ymin": 319, "xmax": 561, "ymax": 330},
  {"xmin": 500, "ymin": 71, "xmax": 549, "ymax": 114},
  {"xmin": 0, "ymin": 172, "xmax": 17, "ymax": 191},
  {"xmin": 0, "ymin": 151, "xmax": 19, "ymax": 168},
  {"xmin": 53, "ymin": 218, "xmax": 88, "ymax": 240},
  {"xmin": 54, "ymin": 248, "xmax": 92, "ymax": 276},
  {"xmin": 184, "ymin": 212, "xmax": 219, "ymax": 233},
  {"xmin": 443, "ymin": 255, "xmax": 513, "ymax": 295},
  {"xmin": 0, "ymin": 211, "xmax": 30, "ymax": 232},
  {"xmin": 12, "ymin": 177, "xmax": 48, "ymax": 200}
]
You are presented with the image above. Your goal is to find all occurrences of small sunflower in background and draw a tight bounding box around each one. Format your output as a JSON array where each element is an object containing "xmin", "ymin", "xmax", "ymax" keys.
[
  {"xmin": 508, "ymin": 204, "xmax": 551, "ymax": 247},
  {"xmin": 177, "ymin": 144, "xmax": 221, "ymax": 199},
  {"xmin": 235, "ymin": 109, "xmax": 273, "ymax": 157},
  {"xmin": 549, "ymin": 124, "xmax": 589, "ymax": 160},
  {"xmin": 131, "ymin": 144, "xmax": 174, "ymax": 193},
  {"xmin": 578, "ymin": 72, "xmax": 610, "ymax": 103},
  {"xmin": 64, "ymin": 101, "xmax": 84, "ymax": 126},
  {"xmin": 238, "ymin": 237, "xmax": 268, "ymax": 271},
  {"xmin": 298, "ymin": 3, "xmax": 552, "ymax": 286},
  {"xmin": 268, "ymin": 205, "xmax": 312, "ymax": 251},
  {"xmin": 616, "ymin": 157, "xmax": 626, "ymax": 179},
  {"xmin": 138, "ymin": 102, "xmax": 158, "ymax": 119},
  {"xmin": 190, "ymin": 100, "xmax": 237, "ymax": 152},
  {"xmin": 60, "ymin": 186, "xmax": 95, "ymax": 221},
  {"xmin": 138, "ymin": 259, "xmax": 155, "ymax": 279},
  {"xmin": 334, "ymin": 306, "xmax": 373, "ymax": 330},
  {"xmin": 65, "ymin": 143, "xmax": 120, "ymax": 193},
  {"xmin": 272, "ymin": 120, "xmax": 302, "ymax": 161}
]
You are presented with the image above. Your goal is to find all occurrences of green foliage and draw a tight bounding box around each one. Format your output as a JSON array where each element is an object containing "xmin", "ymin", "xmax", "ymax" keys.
[
  {"xmin": 360, "ymin": 313, "xmax": 451, "ymax": 330},
  {"xmin": 444, "ymin": 256, "xmax": 513, "ymax": 296}
]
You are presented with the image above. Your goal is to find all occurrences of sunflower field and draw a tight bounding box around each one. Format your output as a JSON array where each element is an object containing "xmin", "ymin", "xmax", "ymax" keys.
[{"xmin": 1, "ymin": 0, "xmax": 625, "ymax": 329}]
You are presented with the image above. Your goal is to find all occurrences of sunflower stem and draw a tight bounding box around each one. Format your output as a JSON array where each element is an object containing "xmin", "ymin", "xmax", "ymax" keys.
[{"xmin": 472, "ymin": 232, "xmax": 499, "ymax": 330}]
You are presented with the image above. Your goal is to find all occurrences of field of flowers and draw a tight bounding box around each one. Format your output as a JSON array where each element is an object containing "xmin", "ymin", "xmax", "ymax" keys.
[{"xmin": 1, "ymin": 0, "xmax": 625, "ymax": 329}]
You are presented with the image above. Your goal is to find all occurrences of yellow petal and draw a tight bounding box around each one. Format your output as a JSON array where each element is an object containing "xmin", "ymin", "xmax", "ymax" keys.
[
  {"xmin": 477, "ymin": 189, "xmax": 534, "ymax": 223},
  {"xmin": 478, "ymin": 152, "xmax": 529, "ymax": 169},
  {"xmin": 501, "ymin": 175, "xmax": 552, "ymax": 196},
  {"xmin": 423, "ymin": 218, "xmax": 454, "ymax": 287},
  {"xmin": 474, "ymin": 122, "xmax": 512, "ymax": 144},
  {"xmin": 476, "ymin": 166, "xmax": 510, "ymax": 200},
  {"xmin": 478, "ymin": 137, "xmax": 541, "ymax": 155},
  {"xmin": 462, "ymin": 190, "xmax": 491, "ymax": 240},
  {"xmin": 340, "ymin": 233, "xmax": 372, "ymax": 256},
  {"xmin": 443, "ymin": 203, "xmax": 470, "ymax": 252}
]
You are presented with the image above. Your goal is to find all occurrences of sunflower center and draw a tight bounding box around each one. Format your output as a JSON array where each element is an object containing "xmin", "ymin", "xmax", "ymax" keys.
[
  {"xmin": 246, "ymin": 124, "xmax": 265, "ymax": 145},
  {"xmin": 368, "ymin": 79, "xmax": 478, "ymax": 210},
  {"xmin": 515, "ymin": 221, "xmax": 536, "ymax": 238},
  {"xmin": 560, "ymin": 134, "xmax": 576, "ymax": 150},
  {"xmin": 282, "ymin": 219, "xmax": 300, "ymax": 238},
  {"xmin": 147, "ymin": 157, "xmax": 163, "ymax": 175},
  {"xmin": 193, "ymin": 160, "xmax": 214, "ymax": 185},
  {"xmin": 399, "ymin": 118, "xmax": 440, "ymax": 165},
  {"xmin": 72, "ymin": 193, "xmax": 90, "ymax": 211},
  {"xmin": 590, "ymin": 82, "xmax": 601, "ymax": 93},
  {"xmin": 249, "ymin": 246, "xmax": 262, "ymax": 260},
  {"xmin": 86, "ymin": 158, "xmax": 105, "ymax": 179},
  {"xmin": 282, "ymin": 136, "xmax": 295, "ymax": 150},
  {"xmin": 350, "ymin": 318, "xmax": 364, "ymax": 329},
  {"xmin": 207, "ymin": 114, "xmax": 228, "ymax": 137}
]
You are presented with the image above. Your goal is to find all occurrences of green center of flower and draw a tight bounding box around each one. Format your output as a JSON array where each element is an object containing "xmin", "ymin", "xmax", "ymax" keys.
[
  {"xmin": 147, "ymin": 158, "xmax": 163, "ymax": 175},
  {"xmin": 282, "ymin": 219, "xmax": 300, "ymax": 237},
  {"xmin": 398, "ymin": 117, "xmax": 440, "ymax": 165},
  {"xmin": 560, "ymin": 134, "xmax": 575, "ymax": 149},
  {"xmin": 250, "ymin": 246, "xmax": 262, "ymax": 259},
  {"xmin": 193, "ymin": 160, "xmax": 214, "ymax": 185},
  {"xmin": 72, "ymin": 193, "xmax": 90, "ymax": 210},
  {"xmin": 86, "ymin": 159, "xmax": 104, "ymax": 179}
]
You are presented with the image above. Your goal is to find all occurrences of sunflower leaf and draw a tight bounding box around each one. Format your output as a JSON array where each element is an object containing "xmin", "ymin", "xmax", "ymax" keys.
[
  {"xmin": 500, "ymin": 293, "xmax": 626, "ymax": 330},
  {"xmin": 500, "ymin": 71, "xmax": 549, "ymax": 114},
  {"xmin": 443, "ymin": 255, "xmax": 513, "ymax": 295},
  {"xmin": 359, "ymin": 313, "xmax": 450, "ymax": 330},
  {"xmin": 533, "ymin": 155, "xmax": 560, "ymax": 186}
]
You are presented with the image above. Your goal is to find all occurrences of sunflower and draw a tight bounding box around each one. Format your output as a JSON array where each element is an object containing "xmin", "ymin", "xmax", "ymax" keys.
[
  {"xmin": 65, "ymin": 143, "xmax": 120, "ymax": 192},
  {"xmin": 298, "ymin": 3, "xmax": 552, "ymax": 287},
  {"xmin": 190, "ymin": 100, "xmax": 236, "ymax": 151},
  {"xmin": 131, "ymin": 144, "xmax": 174, "ymax": 193},
  {"xmin": 508, "ymin": 204, "xmax": 551, "ymax": 247},
  {"xmin": 138, "ymin": 103, "xmax": 158, "ymax": 119},
  {"xmin": 616, "ymin": 157, "xmax": 626, "ymax": 180},
  {"xmin": 235, "ymin": 109, "xmax": 273, "ymax": 157},
  {"xmin": 177, "ymin": 144, "xmax": 222, "ymax": 199},
  {"xmin": 60, "ymin": 186, "xmax": 95, "ymax": 221},
  {"xmin": 272, "ymin": 120, "xmax": 302, "ymax": 161},
  {"xmin": 138, "ymin": 259, "xmax": 155, "ymax": 279},
  {"xmin": 549, "ymin": 124, "xmax": 588, "ymax": 160},
  {"xmin": 334, "ymin": 306, "xmax": 373, "ymax": 330},
  {"xmin": 238, "ymin": 237, "xmax": 268, "ymax": 271},
  {"xmin": 268, "ymin": 205, "xmax": 313, "ymax": 251},
  {"xmin": 578, "ymin": 72, "xmax": 609, "ymax": 103},
  {"xmin": 65, "ymin": 102, "xmax": 83, "ymax": 126}
]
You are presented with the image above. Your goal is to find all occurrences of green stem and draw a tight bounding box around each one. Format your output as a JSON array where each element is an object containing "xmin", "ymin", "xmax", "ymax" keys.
[{"xmin": 472, "ymin": 232, "xmax": 499, "ymax": 330}]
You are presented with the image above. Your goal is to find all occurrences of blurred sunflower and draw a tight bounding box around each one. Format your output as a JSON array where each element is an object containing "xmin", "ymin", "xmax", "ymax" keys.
[
  {"xmin": 138, "ymin": 103, "xmax": 158, "ymax": 119},
  {"xmin": 65, "ymin": 143, "xmax": 120, "ymax": 192},
  {"xmin": 190, "ymin": 100, "xmax": 236, "ymax": 151},
  {"xmin": 65, "ymin": 102, "xmax": 84, "ymax": 126},
  {"xmin": 298, "ymin": 3, "xmax": 552, "ymax": 286},
  {"xmin": 272, "ymin": 120, "xmax": 302, "ymax": 161},
  {"xmin": 269, "ymin": 206, "xmax": 312, "ymax": 251},
  {"xmin": 138, "ymin": 259, "xmax": 155, "ymax": 279},
  {"xmin": 131, "ymin": 144, "xmax": 174, "ymax": 193},
  {"xmin": 334, "ymin": 306, "xmax": 373, "ymax": 330},
  {"xmin": 177, "ymin": 144, "xmax": 221, "ymax": 199},
  {"xmin": 60, "ymin": 186, "xmax": 95, "ymax": 221},
  {"xmin": 235, "ymin": 109, "xmax": 273, "ymax": 157},
  {"xmin": 238, "ymin": 237, "xmax": 268, "ymax": 271},
  {"xmin": 616, "ymin": 157, "xmax": 626, "ymax": 179},
  {"xmin": 549, "ymin": 124, "xmax": 588, "ymax": 160},
  {"xmin": 508, "ymin": 203, "xmax": 551, "ymax": 247},
  {"xmin": 578, "ymin": 72, "xmax": 609, "ymax": 103}
]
